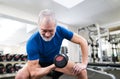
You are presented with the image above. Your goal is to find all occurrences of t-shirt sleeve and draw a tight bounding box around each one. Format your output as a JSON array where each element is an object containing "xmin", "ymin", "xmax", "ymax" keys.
[
  {"xmin": 59, "ymin": 26, "xmax": 73, "ymax": 40},
  {"xmin": 26, "ymin": 40, "xmax": 39, "ymax": 60}
]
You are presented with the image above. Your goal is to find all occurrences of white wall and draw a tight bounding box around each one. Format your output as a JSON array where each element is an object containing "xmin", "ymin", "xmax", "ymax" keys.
[
  {"xmin": 0, "ymin": 45, "xmax": 26, "ymax": 55},
  {"xmin": 67, "ymin": 26, "xmax": 80, "ymax": 62}
]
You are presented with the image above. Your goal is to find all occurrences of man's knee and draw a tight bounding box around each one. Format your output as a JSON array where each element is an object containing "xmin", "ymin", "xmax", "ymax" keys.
[
  {"xmin": 78, "ymin": 69, "xmax": 88, "ymax": 79},
  {"xmin": 81, "ymin": 69, "xmax": 87, "ymax": 74}
]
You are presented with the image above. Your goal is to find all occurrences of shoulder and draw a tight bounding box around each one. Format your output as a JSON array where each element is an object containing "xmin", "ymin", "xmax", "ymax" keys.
[
  {"xmin": 56, "ymin": 25, "xmax": 68, "ymax": 34},
  {"xmin": 56, "ymin": 25, "xmax": 73, "ymax": 40}
]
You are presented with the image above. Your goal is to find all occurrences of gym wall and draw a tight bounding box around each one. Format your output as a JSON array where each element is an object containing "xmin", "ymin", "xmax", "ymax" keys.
[
  {"xmin": 0, "ymin": 45, "xmax": 26, "ymax": 55},
  {"xmin": 67, "ymin": 26, "xmax": 80, "ymax": 62}
]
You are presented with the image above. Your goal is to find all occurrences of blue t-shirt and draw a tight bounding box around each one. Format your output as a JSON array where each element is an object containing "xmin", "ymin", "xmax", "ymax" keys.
[{"xmin": 26, "ymin": 26, "xmax": 73, "ymax": 63}]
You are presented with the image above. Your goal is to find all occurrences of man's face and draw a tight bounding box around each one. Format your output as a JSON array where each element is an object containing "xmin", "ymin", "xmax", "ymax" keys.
[{"xmin": 39, "ymin": 17, "xmax": 56, "ymax": 41}]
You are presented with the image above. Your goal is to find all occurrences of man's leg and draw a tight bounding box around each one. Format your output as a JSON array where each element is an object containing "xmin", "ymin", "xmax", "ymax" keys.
[{"xmin": 55, "ymin": 61, "xmax": 88, "ymax": 79}]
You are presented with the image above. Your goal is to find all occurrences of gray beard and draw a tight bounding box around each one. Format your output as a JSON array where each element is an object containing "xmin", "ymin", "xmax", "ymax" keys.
[
  {"xmin": 40, "ymin": 33, "xmax": 55, "ymax": 41},
  {"xmin": 39, "ymin": 30, "xmax": 55, "ymax": 41}
]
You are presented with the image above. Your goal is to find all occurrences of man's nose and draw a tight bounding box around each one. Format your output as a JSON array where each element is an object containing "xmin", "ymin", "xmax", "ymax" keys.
[{"xmin": 45, "ymin": 32, "xmax": 51, "ymax": 37}]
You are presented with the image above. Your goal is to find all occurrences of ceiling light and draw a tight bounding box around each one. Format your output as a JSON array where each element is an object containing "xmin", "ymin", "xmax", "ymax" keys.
[{"xmin": 53, "ymin": 0, "xmax": 84, "ymax": 8}]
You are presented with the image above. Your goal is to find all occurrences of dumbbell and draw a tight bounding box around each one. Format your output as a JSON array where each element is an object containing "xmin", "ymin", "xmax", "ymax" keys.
[
  {"xmin": 5, "ymin": 54, "xmax": 13, "ymax": 61},
  {"xmin": 0, "ymin": 54, "xmax": 5, "ymax": 61},
  {"xmin": 6, "ymin": 63, "xmax": 14, "ymax": 73},
  {"xmin": 0, "ymin": 64, "xmax": 5, "ymax": 74},
  {"xmin": 14, "ymin": 63, "xmax": 22, "ymax": 72},
  {"xmin": 13, "ymin": 54, "xmax": 21, "ymax": 61},
  {"xmin": 20, "ymin": 54, "xmax": 27, "ymax": 61},
  {"xmin": 54, "ymin": 54, "xmax": 68, "ymax": 68}
]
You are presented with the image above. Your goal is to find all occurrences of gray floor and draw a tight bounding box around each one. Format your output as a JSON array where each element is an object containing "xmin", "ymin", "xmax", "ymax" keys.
[
  {"xmin": 104, "ymin": 68, "xmax": 120, "ymax": 79},
  {"xmin": 41, "ymin": 74, "xmax": 77, "ymax": 79},
  {"xmin": 1, "ymin": 68, "xmax": 119, "ymax": 79},
  {"xmin": 41, "ymin": 68, "xmax": 116, "ymax": 79}
]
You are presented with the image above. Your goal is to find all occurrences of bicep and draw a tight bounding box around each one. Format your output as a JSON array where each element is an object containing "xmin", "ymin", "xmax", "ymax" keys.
[
  {"xmin": 26, "ymin": 60, "xmax": 41, "ymax": 76},
  {"xmin": 27, "ymin": 60, "xmax": 40, "ymax": 68}
]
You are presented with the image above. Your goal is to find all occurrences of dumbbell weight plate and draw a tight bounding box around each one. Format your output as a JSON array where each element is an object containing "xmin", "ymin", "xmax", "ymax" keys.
[
  {"xmin": 54, "ymin": 54, "xmax": 68, "ymax": 68},
  {"xmin": 6, "ymin": 63, "xmax": 14, "ymax": 73},
  {"xmin": 0, "ymin": 64, "xmax": 5, "ymax": 74}
]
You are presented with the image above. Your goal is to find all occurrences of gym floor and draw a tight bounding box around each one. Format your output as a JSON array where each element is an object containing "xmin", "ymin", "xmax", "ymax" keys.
[{"xmin": 1, "ymin": 68, "xmax": 120, "ymax": 79}]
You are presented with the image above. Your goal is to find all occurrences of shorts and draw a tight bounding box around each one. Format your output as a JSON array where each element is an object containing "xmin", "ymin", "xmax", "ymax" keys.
[{"xmin": 39, "ymin": 61, "xmax": 63, "ymax": 79}]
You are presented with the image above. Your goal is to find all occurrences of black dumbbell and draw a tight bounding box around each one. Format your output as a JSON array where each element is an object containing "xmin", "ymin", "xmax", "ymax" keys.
[
  {"xmin": 0, "ymin": 54, "xmax": 5, "ymax": 61},
  {"xmin": 13, "ymin": 54, "xmax": 21, "ymax": 61},
  {"xmin": 54, "ymin": 54, "xmax": 68, "ymax": 68},
  {"xmin": 6, "ymin": 63, "xmax": 14, "ymax": 73},
  {"xmin": 20, "ymin": 54, "xmax": 27, "ymax": 61},
  {"xmin": 0, "ymin": 64, "xmax": 5, "ymax": 74},
  {"xmin": 14, "ymin": 63, "xmax": 22, "ymax": 72},
  {"xmin": 5, "ymin": 54, "xmax": 13, "ymax": 61}
]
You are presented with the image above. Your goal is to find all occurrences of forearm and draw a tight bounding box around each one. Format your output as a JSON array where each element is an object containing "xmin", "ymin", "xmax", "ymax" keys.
[
  {"xmin": 80, "ymin": 43, "xmax": 88, "ymax": 65},
  {"xmin": 80, "ymin": 38, "xmax": 88, "ymax": 65},
  {"xmin": 34, "ymin": 64, "xmax": 56, "ymax": 76},
  {"xmin": 27, "ymin": 60, "xmax": 56, "ymax": 79}
]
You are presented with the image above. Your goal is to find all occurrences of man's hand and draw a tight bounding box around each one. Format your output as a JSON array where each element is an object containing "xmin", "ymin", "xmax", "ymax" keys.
[{"xmin": 72, "ymin": 63, "xmax": 87, "ymax": 75}]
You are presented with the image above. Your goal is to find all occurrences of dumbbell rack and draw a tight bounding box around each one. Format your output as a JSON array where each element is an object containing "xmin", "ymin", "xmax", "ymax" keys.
[
  {"xmin": 0, "ymin": 72, "xmax": 16, "ymax": 78},
  {"xmin": 0, "ymin": 54, "xmax": 27, "ymax": 79},
  {"xmin": 0, "ymin": 61, "xmax": 26, "ymax": 78}
]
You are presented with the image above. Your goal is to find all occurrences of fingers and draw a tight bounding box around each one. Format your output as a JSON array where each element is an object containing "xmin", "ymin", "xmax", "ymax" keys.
[
  {"xmin": 72, "ymin": 63, "xmax": 86, "ymax": 75},
  {"xmin": 47, "ymin": 64, "xmax": 56, "ymax": 70},
  {"xmin": 72, "ymin": 65, "xmax": 81, "ymax": 75}
]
